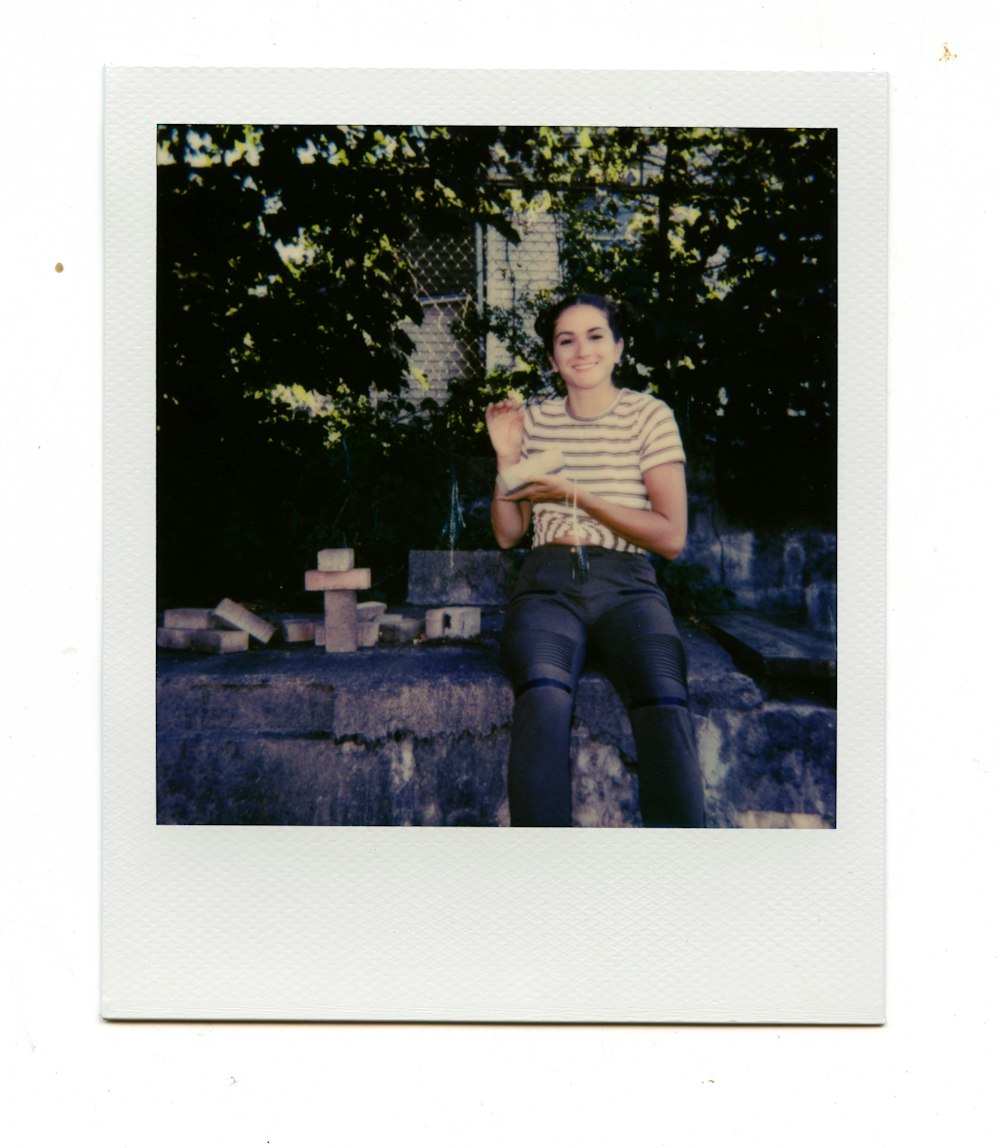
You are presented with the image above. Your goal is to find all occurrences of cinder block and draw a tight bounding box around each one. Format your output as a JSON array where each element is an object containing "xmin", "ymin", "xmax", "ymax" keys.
[
  {"xmin": 162, "ymin": 608, "xmax": 221, "ymax": 630},
  {"xmin": 317, "ymin": 548, "xmax": 355, "ymax": 572},
  {"xmin": 357, "ymin": 600, "xmax": 388, "ymax": 621},
  {"xmin": 190, "ymin": 629, "xmax": 250, "ymax": 654},
  {"xmin": 157, "ymin": 627, "xmax": 196, "ymax": 650},
  {"xmin": 280, "ymin": 617, "xmax": 316, "ymax": 643},
  {"xmin": 379, "ymin": 616, "xmax": 423, "ymax": 645},
  {"xmin": 211, "ymin": 598, "xmax": 276, "ymax": 645},
  {"xmin": 305, "ymin": 568, "xmax": 372, "ymax": 592},
  {"xmin": 357, "ymin": 619, "xmax": 380, "ymax": 647},
  {"xmin": 425, "ymin": 606, "xmax": 482, "ymax": 640},
  {"xmin": 323, "ymin": 590, "xmax": 358, "ymax": 653}
]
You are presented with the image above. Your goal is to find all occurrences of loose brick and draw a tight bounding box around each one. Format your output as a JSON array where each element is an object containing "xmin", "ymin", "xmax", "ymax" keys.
[
  {"xmin": 379, "ymin": 616, "xmax": 423, "ymax": 645},
  {"xmin": 425, "ymin": 606, "xmax": 482, "ymax": 640},
  {"xmin": 317, "ymin": 548, "xmax": 355, "ymax": 572},
  {"xmin": 357, "ymin": 619, "xmax": 380, "ymax": 647},
  {"xmin": 323, "ymin": 590, "xmax": 358, "ymax": 653},
  {"xmin": 157, "ymin": 627, "xmax": 196, "ymax": 650},
  {"xmin": 211, "ymin": 598, "xmax": 277, "ymax": 645},
  {"xmin": 280, "ymin": 617, "xmax": 316, "ymax": 643},
  {"xmin": 162, "ymin": 608, "xmax": 221, "ymax": 630},
  {"xmin": 305, "ymin": 569, "xmax": 372, "ymax": 592},
  {"xmin": 190, "ymin": 629, "xmax": 250, "ymax": 654},
  {"xmin": 357, "ymin": 600, "xmax": 388, "ymax": 621}
]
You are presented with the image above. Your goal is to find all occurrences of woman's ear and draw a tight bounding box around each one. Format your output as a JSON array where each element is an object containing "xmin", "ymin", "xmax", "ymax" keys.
[
  {"xmin": 547, "ymin": 354, "xmax": 558, "ymax": 372},
  {"xmin": 614, "ymin": 339, "xmax": 625, "ymax": 363}
]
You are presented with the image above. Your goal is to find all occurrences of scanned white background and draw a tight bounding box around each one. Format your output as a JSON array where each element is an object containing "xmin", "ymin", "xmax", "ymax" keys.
[
  {"xmin": 104, "ymin": 67, "xmax": 883, "ymax": 1025},
  {"xmin": 4, "ymin": 0, "xmax": 998, "ymax": 1142}
]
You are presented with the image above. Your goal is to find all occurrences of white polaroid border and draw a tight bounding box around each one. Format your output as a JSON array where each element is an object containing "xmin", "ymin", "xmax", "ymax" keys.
[{"xmin": 103, "ymin": 68, "xmax": 885, "ymax": 1022}]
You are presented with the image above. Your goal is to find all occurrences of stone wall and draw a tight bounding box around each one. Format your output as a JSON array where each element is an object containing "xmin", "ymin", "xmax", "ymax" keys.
[
  {"xmin": 683, "ymin": 503, "xmax": 837, "ymax": 633},
  {"xmin": 156, "ymin": 624, "xmax": 836, "ymax": 829}
]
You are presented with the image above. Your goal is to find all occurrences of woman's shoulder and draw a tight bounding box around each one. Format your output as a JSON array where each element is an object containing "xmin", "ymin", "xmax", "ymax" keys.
[
  {"xmin": 619, "ymin": 388, "xmax": 679, "ymax": 424},
  {"xmin": 618, "ymin": 387, "xmax": 676, "ymax": 418}
]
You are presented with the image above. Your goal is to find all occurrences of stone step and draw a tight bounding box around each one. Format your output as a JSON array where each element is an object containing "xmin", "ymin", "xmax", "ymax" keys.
[{"xmin": 704, "ymin": 612, "xmax": 836, "ymax": 680}]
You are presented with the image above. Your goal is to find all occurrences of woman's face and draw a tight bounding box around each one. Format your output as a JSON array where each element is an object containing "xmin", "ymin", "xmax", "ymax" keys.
[{"xmin": 548, "ymin": 303, "xmax": 624, "ymax": 393}]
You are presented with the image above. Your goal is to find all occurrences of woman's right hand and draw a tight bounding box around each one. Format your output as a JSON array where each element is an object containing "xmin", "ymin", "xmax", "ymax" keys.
[{"xmin": 485, "ymin": 398, "xmax": 525, "ymax": 465}]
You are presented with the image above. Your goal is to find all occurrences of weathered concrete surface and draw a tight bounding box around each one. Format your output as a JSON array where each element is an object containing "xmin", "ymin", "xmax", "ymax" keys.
[
  {"xmin": 683, "ymin": 512, "xmax": 837, "ymax": 634},
  {"xmin": 157, "ymin": 623, "xmax": 835, "ymax": 828},
  {"xmin": 407, "ymin": 550, "xmax": 527, "ymax": 606}
]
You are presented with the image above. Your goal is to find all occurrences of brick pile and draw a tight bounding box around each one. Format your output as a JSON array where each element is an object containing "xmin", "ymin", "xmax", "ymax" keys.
[
  {"xmin": 158, "ymin": 551, "xmax": 486, "ymax": 655},
  {"xmin": 155, "ymin": 600, "xmax": 276, "ymax": 654}
]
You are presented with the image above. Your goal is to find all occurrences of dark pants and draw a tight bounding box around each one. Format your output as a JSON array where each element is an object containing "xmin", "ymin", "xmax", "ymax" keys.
[{"xmin": 500, "ymin": 545, "xmax": 705, "ymax": 828}]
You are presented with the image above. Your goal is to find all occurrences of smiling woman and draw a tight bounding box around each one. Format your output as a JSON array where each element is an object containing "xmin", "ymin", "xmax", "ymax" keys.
[{"xmin": 485, "ymin": 292, "xmax": 704, "ymax": 828}]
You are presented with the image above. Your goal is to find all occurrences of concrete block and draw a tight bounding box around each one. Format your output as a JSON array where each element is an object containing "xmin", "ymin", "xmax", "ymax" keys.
[
  {"xmin": 157, "ymin": 627, "xmax": 196, "ymax": 650},
  {"xmin": 317, "ymin": 548, "xmax": 355, "ymax": 572},
  {"xmin": 280, "ymin": 617, "xmax": 316, "ymax": 643},
  {"xmin": 379, "ymin": 616, "xmax": 423, "ymax": 645},
  {"xmin": 305, "ymin": 568, "xmax": 372, "ymax": 592},
  {"xmin": 323, "ymin": 590, "xmax": 358, "ymax": 653},
  {"xmin": 211, "ymin": 598, "xmax": 277, "ymax": 645},
  {"xmin": 358, "ymin": 619, "xmax": 380, "ymax": 647},
  {"xmin": 425, "ymin": 606, "xmax": 482, "ymax": 640},
  {"xmin": 357, "ymin": 600, "xmax": 388, "ymax": 621},
  {"xmin": 190, "ymin": 629, "xmax": 250, "ymax": 654},
  {"xmin": 407, "ymin": 550, "xmax": 526, "ymax": 606},
  {"xmin": 162, "ymin": 608, "xmax": 221, "ymax": 630}
]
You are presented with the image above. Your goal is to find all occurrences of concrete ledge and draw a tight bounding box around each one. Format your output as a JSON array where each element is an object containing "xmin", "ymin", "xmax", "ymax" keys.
[{"xmin": 157, "ymin": 622, "xmax": 835, "ymax": 828}]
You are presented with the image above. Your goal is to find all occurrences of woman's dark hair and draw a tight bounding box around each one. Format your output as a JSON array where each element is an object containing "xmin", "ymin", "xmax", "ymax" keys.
[{"xmin": 534, "ymin": 292, "xmax": 631, "ymax": 353}]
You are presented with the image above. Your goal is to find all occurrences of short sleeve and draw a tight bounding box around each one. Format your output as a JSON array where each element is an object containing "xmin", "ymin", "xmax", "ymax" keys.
[{"xmin": 639, "ymin": 398, "xmax": 686, "ymax": 471}]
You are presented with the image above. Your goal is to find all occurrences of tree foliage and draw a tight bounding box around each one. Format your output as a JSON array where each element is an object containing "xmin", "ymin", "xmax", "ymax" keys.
[{"xmin": 156, "ymin": 124, "xmax": 836, "ymax": 605}]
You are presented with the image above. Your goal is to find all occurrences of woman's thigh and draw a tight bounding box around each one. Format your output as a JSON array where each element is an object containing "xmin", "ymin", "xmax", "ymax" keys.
[
  {"xmin": 588, "ymin": 587, "xmax": 689, "ymax": 707},
  {"xmin": 500, "ymin": 551, "xmax": 588, "ymax": 691}
]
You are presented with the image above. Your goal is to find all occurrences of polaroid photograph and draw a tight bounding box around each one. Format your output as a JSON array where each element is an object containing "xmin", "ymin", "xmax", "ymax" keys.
[{"xmin": 103, "ymin": 68, "xmax": 885, "ymax": 1022}]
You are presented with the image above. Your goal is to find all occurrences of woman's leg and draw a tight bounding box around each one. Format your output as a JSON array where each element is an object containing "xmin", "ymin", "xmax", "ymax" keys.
[
  {"xmin": 500, "ymin": 584, "xmax": 587, "ymax": 827},
  {"xmin": 591, "ymin": 592, "xmax": 705, "ymax": 828}
]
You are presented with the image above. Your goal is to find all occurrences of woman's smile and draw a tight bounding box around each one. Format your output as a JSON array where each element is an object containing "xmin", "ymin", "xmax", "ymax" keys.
[{"xmin": 549, "ymin": 303, "xmax": 624, "ymax": 394}]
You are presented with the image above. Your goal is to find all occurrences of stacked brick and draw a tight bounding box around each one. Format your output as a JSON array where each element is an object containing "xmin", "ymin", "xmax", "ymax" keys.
[{"xmin": 305, "ymin": 549, "xmax": 374, "ymax": 653}]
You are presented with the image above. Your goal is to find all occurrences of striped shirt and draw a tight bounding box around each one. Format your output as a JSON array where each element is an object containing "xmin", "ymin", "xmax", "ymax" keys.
[{"xmin": 521, "ymin": 388, "xmax": 686, "ymax": 553}]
